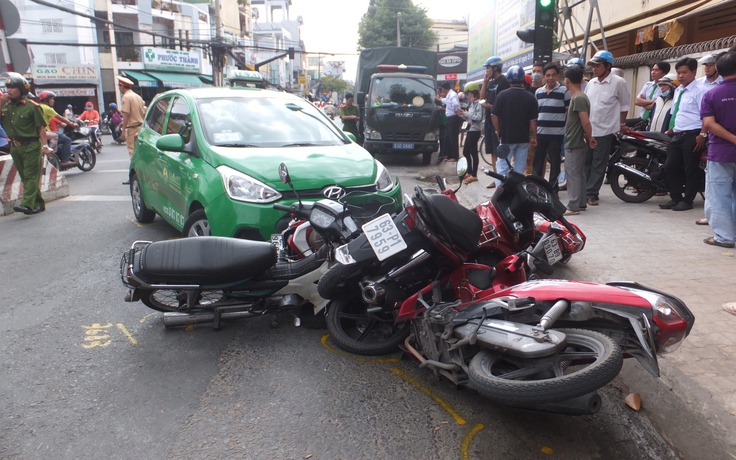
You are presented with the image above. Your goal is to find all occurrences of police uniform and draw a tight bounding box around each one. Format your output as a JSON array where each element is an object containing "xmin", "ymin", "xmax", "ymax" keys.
[{"xmin": 1, "ymin": 98, "xmax": 47, "ymax": 210}]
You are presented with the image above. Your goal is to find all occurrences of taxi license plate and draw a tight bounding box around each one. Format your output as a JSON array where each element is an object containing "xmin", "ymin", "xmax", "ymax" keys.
[
  {"xmin": 362, "ymin": 213, "xmax": 407, "ymax": 261},
  {"xmin": 543, "ymin": 236, "xmax": 563, "ymax": 265},
  {"xmin": 393, "ymin": 143, "xmax": 415, "ymax": 150}
]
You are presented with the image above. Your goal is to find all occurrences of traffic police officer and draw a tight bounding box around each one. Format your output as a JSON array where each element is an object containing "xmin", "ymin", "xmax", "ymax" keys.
[{"xmin": 0, "ymin": 72, "xmax": 51, "ymax": 215}]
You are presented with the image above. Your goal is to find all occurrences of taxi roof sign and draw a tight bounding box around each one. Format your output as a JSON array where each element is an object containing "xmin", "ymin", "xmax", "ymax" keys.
[{"xmin": 227, "ymin": 70, "xmax": 266, "ymax": 87}]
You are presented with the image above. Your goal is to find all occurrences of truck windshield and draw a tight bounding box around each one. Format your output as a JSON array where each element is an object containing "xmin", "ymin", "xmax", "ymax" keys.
[{"xmin": 369, "ymin": 76, "xmax": 436, "ymax": 109}]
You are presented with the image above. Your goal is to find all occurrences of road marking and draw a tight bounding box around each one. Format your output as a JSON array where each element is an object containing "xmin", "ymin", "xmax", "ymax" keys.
[
  {"xmin": 96, "ymin": 159, "xmax": 130, "ymax": 163},
  {"xmin": 63, "ymin": 195, "xmax": 130, "ymax": 201},
  {"xmin": 139, "ymin": 312, "xmax": 158, "ymax": 323},
  {"xmin": 461, "ymin": 423, "xmax": 485, "ymax": 460},
  {"xmin": 81, "ymin": 323, "xmax": 113, "ymax": 348},
  {"xmin": 319, "ymin": 334, "xmax": 399, "ymax": 363},
  {"xmin": 88, "ymin": 169, "xmax": 129, "ymax": 173},
  {"xmin": 390, "ymin": 366, "xmax": 466, "ymax": 425},
  {"xmin": 117, "ymin": 323, "xmax": 138, "ymax": 345}
]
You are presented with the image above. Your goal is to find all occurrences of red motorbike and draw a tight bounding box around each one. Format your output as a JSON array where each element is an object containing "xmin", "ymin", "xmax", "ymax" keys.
[{"xmin": 318, "ymin": 158, "xmax": 694, "ymax": 414}]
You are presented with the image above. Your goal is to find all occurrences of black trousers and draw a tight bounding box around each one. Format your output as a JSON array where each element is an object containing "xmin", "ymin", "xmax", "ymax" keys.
[
  {"xmin": 533, "ymin": 136, "xmax": 563, "ymax": 189},
  {"xmin": 463, "ymin": 131, "xmax": 482, "ymax": 176},
  {"xmin": 445, "ymin": 115, "xmax": 462, "ymax": 160},
  {"xmin": 665, "ymin": 130, "xmax": 705, "ymax": 204}
]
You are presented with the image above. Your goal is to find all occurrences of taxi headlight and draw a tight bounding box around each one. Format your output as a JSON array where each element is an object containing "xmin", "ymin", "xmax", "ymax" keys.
[
  {"xmin": 374, "ymin": 161, "xmax": 394, "ymax": 192},
  {"xmin": 217, "ymin": 165, "xmax": 282, "ymax": 203}
]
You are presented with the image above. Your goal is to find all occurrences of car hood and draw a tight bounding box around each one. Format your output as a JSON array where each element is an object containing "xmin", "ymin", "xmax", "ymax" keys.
[{"xmin": 207, "ymin": 144, "xmax": 379, "ymax": 189}]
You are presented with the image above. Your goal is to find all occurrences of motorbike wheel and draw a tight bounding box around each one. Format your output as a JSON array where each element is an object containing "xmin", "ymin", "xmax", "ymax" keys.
[
  {"xmin": 467, "ymin": 328, "xmax": 623, "ymax": 405},
  {"xmin": 478, "ymin": 137, "xmax": 494, "ymax": 166},
  {"xmin": 131, "ymin": 173, "xmax": 156, "ymax": 223},
  {"xmin": 183, "ymin": 209, "xmax": 211, "ymax": 237},
  {"xmin": 77, "ymin": 146, "xmax": 96, "ymax": 171},
  {"xmin": 326, "ymin": 294, "xmax": 410, "ymax": 356},
  {"xmin": 140, "ymin": 289, "xmax": 224, "ymax": 313},
  {"xmin": 45, "ymin": 152, "xmax": 61, "ymax": 170},
  {"xmin": 610, "ymin": 157, "xmax": 657, "ymax": 203}
]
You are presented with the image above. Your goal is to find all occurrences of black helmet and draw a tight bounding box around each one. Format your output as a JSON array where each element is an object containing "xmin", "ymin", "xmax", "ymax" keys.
[{"xmin": 3, "ymin": 72, "xmax": 30, "ymax": 95}]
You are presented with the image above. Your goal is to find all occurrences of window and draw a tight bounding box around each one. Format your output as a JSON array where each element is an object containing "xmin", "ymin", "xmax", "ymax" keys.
[
  {"xmin": 41, "ymin": 19, "xmax": 63, "ymax": 33},
  {"xmin": 167, "ymin": 97, "xmax": 192, "ymax": 143},
  {"xmin": 146, "ymin": 98, "xmax": 172, "ymax": 135},
  {"xmin": 45, "ymin": 53, "xmax": 67, "ymax": 64}
]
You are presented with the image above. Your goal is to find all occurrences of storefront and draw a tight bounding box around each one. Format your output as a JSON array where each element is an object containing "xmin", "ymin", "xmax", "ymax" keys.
[{"xmin": 31, "ymin": 63, "xmax": 102, "ymax": 118}]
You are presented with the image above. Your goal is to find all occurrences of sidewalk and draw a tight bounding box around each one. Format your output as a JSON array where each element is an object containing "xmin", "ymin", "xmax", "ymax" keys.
[{"xmin": 445, "ymin": 161, "xmax": 736, "ymax": 459}]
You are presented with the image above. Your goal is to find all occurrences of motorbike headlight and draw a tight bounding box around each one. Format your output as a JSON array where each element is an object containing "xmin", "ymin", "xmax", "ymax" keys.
[
  {"xmin": 217, "ymin": 165, "xmax": 282, "ymax": 203},
  {"xmin": 374, "ymin": 161, "xmax": 394, "ymax": 192},
  {"xmin": 335, "ymin": 243, "xmax": 357, "ymax": 265}
]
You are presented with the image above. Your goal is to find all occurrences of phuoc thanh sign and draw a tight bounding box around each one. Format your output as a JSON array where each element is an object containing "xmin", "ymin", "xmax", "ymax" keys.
[{"xmin": 142, "ymin": 47, "xmax": 201, "ymax": 72}]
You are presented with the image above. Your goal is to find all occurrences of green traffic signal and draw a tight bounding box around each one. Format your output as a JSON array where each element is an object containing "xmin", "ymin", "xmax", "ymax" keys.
[{"xmin": 539, "ymin": 0, "xmax": 553, "ymax": 7}]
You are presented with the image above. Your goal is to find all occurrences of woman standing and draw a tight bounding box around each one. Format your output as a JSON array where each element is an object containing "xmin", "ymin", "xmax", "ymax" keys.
[
  {"xmin": 648, "ymin": 76, "xmax": 676, "ymax": 133},
  {"xmin": 458, "ymin": 82, "xmax": 484, "ymax": 184}
]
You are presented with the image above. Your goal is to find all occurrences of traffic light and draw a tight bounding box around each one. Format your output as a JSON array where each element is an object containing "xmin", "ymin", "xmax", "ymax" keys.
[{"xmin": 534, "ymin": 0, "xmax": 556, "ymax": 64}]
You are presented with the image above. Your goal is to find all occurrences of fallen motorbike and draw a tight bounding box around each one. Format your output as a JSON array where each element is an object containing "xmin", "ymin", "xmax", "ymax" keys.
[
  {"xmin": 45, "ymin": 124, "xmax": 97, "ymax": 172},
  {"xmin": 318, "ymin": 154, "xmax": 694, "ymax": 414},
  {"xmin": 120, "ymin": 164, "xmax": 393, "ymax": 329}
]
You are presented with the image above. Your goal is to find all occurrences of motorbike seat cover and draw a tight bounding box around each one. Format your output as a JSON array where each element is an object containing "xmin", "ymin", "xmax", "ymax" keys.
[
  {"xmin": 640, "ymin": 131, "xmax": 672, "ymax": 142},
  {"xmin": 425, "ymin": 193, "xmax": 483, "ymax": 253},
  {"xmin": 135, "ymin": 237, "xmax": 277, "ymax": 284}
]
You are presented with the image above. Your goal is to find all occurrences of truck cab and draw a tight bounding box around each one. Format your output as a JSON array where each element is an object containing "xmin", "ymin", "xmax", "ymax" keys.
[{"xmin": 358, "ymin": 65, "xmax": 440, "ymax": 165}]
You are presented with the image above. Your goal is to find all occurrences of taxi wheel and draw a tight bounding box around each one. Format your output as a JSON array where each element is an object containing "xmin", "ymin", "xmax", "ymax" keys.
[
  {"xmin": 183, "ymin": 209, "xmax": 211, "ymax": 237},
  {"xmin": 131, "ymin": 173, "xmax": 155, "ymax": 223}
]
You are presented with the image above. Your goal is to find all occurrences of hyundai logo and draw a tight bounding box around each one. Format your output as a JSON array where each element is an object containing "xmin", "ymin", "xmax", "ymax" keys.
[{"xmin": 323, "ymin": 186, "xmax": 346, "ymax": 200}]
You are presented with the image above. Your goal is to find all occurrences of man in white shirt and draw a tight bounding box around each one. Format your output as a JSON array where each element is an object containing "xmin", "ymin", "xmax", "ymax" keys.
[
  {"xmin": 438, "ymin": 81, "xmax": 461, "ymax": 161},
  {"xmin": 660, "ymin": 57, "xmax": 709, "ymax": 211},
  {"xmin": 697, "ymin": 54, "xmax": 723, "ymax": 88},
  {"xmin": 635, "ymin": 61, "xmax": 670, "ymax": 121},
  {"xmin": 584, "ymin": 50, "xmax": 631, "ymax": 207}
]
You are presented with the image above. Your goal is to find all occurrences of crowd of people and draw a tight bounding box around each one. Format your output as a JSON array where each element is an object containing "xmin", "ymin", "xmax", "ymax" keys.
[{"xmin": 435, "ymin": 47, "xmax": 736, "ymax": 259}]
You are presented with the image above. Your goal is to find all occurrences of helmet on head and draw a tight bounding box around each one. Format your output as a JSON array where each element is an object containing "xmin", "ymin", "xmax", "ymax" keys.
[
  {"xmin": 698, "ymin": 54, "xmax": 716, "ymax": 65},
  {"xmin": 463, "ymin": 82, "xmax": 480, "ymax": 93},
  {"xmin": 484, "ymin": 56, "xmax": 503, "ymax": 70},
  {"xmin": 85, "ymin": 102, "xmax": 93, "ymax": 109},
  {"xmin": 505, "ymin": 65, "xmax": 526, "ymax": 83},
  {"xmin": 39, "ymin": 90, "xmax": 56, "ymax": 101},
  {"xmin": 109, "ymin": 102, "xmax": 117, "ymax": 109},
  {"xmin": 3, "ymin": 72, "xmax": 30, "ymax": 95},
  {"xmin": 567, "ymin": 58, "xmax": 584, "ymax": 67},
  {"xmin": 657, "ymin": 76, "xmax": 677, "ymax": 89},
  {"xmin": 116, "ymin": 75, "xmax": 134, "ymax": 88},
  {"xmin": 67, "ymin": 104, "xmax": 73, "ymax": 108},
  {"xmin": 588, "ymin": 50, "xmax": 614, "ymax": 65}
]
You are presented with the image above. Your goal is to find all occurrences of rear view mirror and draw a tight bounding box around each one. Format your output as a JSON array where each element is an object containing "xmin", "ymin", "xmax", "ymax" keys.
[
  {"xmin": 156, "ymin": 134, "xmax": 185, "ymax": 152},
  {"xmin": 456, "ymin": 158, "xmax": 468, "ymax": 177},
  {"xmin": 279, "ymin": 163, "xmax": 291, "ymax": 185}
]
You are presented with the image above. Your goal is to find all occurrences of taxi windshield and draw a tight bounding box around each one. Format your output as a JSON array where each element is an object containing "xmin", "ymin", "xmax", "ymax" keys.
[{"xmin": 196, "ymin": 96, "xmax": 347, "ymax": 147}]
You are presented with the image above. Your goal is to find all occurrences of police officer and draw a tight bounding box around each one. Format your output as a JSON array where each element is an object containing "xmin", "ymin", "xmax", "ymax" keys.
[{"xmin": 0, "ymin": 72, "xmax": 51, "ymax": 215}]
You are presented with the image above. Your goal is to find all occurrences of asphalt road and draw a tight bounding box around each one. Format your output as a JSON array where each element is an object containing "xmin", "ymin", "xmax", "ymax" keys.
[{"xmin": 0, "ymin": 139, "xmax": 681, "ymax": 459}]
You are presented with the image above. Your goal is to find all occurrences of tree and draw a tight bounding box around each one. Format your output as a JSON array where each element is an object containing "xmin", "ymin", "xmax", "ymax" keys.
[
  {"xmin": 320, "ymin": 74, "xmax": 348, "ymax": 94},
  {"xmin": 357, "ymin": 0, "xmax": 436, "ymax": 50}
]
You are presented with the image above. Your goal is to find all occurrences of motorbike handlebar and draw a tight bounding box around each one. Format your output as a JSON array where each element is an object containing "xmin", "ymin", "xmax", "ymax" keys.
[
  {"xmin": 273, "ymin": 203, "xmax": 292, "ymax": 212},
  {"xmin": 435, "ymin": 174, "xmax": 446, "ymax": 192},
  {"xmin": 482, "ymin": 168, "xmax": 505, "ymax": 181}
]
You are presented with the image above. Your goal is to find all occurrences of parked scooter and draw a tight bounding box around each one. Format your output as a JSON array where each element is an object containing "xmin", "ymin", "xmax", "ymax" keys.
[
  {"xmin": 120, "ymin": 164, "xmax": 391, "ymax": 329},
  {"xmin": 318, "ymin": 151, "xmax": 694, "ymax": 414}
]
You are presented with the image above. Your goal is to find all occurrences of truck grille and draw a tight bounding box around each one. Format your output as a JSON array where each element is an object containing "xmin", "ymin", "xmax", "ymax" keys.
[{"xmin": 383, "ymin": 132, "xmax": 423, "ymax": 142}]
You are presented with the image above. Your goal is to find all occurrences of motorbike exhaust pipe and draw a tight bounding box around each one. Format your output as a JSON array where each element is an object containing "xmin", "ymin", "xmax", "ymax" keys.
[
  {"xmin": 162, "ymin": 311, "xmax": 257, "ymax": 328},
  {"xmin": 512, "ymin": 391, "xmax": 602, "ymax": 416},
  {"xmin": 612, "ymin": 162, "xmax": 658, "ymax": 188}
]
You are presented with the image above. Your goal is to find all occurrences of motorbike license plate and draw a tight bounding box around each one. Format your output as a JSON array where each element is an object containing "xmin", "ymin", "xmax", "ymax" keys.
[
  {"xmin": 392, "ymin": 143, "xmax": 415, "ymax": 150},
  {"xmin": 362, "ymin": 213, "xmax": 407, "ymax": 261},
  {"xmin": 270, "ymin": 233, "xmax": 284, "ymax": 250},
  {"xmin": 543, "ymin": 236, "xmax": 563, "ymax": 265}
]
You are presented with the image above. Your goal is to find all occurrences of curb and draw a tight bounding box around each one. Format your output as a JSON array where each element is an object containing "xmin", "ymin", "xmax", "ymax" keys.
[{"xmin": 0, "ymin": 155, "xmax": 69, "ymax": 215}]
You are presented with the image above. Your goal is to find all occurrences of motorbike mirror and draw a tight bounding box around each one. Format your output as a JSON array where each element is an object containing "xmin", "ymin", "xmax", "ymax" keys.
[
  {"xmin": 456, "ymin": 158, "xmax": 468, "ymax": 177},
  {"xmin": 496, "ymin": 143, "xmax": 510, "ymax": 160},
  {"xmin": 279, "ymin": 163, "xmax": 291, "ymax": 185}
]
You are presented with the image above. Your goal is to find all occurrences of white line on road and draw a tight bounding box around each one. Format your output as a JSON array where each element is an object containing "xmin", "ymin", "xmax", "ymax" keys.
[{"xmin": 62, "ymin": 196, "xmax": 130, "ymax": 201}]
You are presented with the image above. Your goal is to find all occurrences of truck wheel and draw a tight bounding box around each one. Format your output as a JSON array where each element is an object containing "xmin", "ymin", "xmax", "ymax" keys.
[{"xmin": 422, "ymin": 152, "xmax": 432, "ymax": 165}]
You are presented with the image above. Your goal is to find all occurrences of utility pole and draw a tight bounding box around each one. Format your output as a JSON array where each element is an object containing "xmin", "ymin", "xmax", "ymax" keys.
[
  {"xmin": 397, "ymin": 12, "xmax": 402, "ymax": 47},
  {"xmin": 212, "ymin": 0, "xmax": 224, "ymax": 86}
]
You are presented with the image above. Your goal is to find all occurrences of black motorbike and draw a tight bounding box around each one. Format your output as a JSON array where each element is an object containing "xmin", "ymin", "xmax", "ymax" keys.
[
  {"xmin": 608, "ymin": 130, "xmax": 673, "ymax": 203},
  {"xmin": 46, "ymin": 124, "xmax": 97, "ymax": 172}
]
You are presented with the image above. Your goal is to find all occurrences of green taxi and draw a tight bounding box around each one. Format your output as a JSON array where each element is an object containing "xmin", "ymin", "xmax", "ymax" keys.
[{"xmin": 128, "ymin": 87, "xmax": 402, "ymax": 240}]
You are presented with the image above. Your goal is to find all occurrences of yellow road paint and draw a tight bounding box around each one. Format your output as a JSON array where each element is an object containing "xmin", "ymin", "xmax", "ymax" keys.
[
  {"xmin": 390, "ymin": 366, "xmax": 466, "ymax": 425},
  {"xmin": 320, "ymin": 335, "xmax": 399, "ymax": 363},
  {"xmin": 139, "ymin": 312, "xmax": 158, "ymax": 323},
  {"xmin": 541, "ymin": 446, "xmax": 555, "ymax": 455},
  {"xmin": 117, "ymin": 323, "xmax": 138, "ymax": 345},
  {"xmin": 461, "ymin": 423, "xmax": 485, "ymax": 460}
]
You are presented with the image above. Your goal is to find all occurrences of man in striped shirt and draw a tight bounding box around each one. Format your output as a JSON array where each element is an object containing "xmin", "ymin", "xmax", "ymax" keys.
[{"xmin": 533, "ymin": 63, "xmax": 570, "ymax": 190}]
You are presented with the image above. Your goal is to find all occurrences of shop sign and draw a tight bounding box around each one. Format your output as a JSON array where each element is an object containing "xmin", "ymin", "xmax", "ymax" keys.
[
  {"xmin": 50, "ymin": 87, "xmax": 96, "ymax": 97},
  {"xmin": 142, "ymin": 46, "xmax": 201, "ymax": 72},
  {"xmin": 32, "ymin": 64, "xmax": 98, "ymax": 84}
]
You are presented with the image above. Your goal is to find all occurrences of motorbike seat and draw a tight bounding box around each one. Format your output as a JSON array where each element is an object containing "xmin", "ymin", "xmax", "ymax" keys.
[
  {"xmin": 134, "ymin": 237, "xmax": 277, "ymax": 284},
  {"xmin": 424, "ymin": 193, "xmax": 483, "ymax": 253},
  {"xmin": 640, "ymin": 131, "xmax": 672, "ymax": 142}
]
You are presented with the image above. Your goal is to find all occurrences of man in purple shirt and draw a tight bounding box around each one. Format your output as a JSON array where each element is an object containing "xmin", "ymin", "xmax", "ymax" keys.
[{"xmin": 700, "ymin": 51, "xmax": 736, "ymax": 249}]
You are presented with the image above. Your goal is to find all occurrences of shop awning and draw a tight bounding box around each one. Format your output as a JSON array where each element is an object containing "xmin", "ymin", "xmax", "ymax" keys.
[
  {"xmin": 199, "ymin": 74, "xmax": 213, "ymax": 84},
  {"xmin": 122, "ymin": 70, "xmax": 159, "ymax": 88},
  {"xmin": 143, "ymin": 71, "xmax": 207, "ymax": 88}
]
